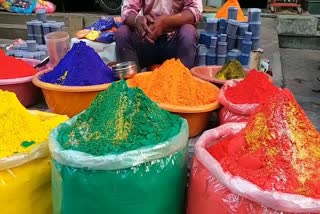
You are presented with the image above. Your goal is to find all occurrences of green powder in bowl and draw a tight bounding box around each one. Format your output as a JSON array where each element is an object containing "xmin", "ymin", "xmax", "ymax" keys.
[
  {"xmin": 57, "ymin": 80, "xmax": 182, "ymax": 155},
  {"xmin": 215, "ymin": 60, "xmax": 246, "ymax": 80}
]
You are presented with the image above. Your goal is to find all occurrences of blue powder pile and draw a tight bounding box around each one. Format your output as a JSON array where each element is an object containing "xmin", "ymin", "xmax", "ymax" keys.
[{"xmin": 40, "ymin": 41, "xmax": 114, "ymax": 86}]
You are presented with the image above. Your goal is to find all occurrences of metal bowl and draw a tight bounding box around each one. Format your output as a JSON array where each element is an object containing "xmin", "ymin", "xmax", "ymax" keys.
[{"xmin": 111, "ymin": 61, "xmax": 138, "ymax": 80}]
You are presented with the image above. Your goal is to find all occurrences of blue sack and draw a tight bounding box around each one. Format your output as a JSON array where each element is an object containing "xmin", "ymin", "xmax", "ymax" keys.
[
  {"xmin": 96, "ymin": 32, "xmax": 115, "ymax": 43},
  {"xmin": 89, "ymin": 17, "xmax": 115, "ymax": 31}
]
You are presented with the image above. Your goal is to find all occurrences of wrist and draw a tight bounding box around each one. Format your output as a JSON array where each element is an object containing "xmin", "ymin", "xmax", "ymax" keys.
[{"xmin": 134, "ymin": 15, "xmax": 142, "ymax": 25}]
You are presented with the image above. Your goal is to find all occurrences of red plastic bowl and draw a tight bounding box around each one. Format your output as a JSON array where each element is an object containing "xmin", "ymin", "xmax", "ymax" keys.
[{"xmin": 0, "ymin": 58, "xmax": 51, "ymax": 107}]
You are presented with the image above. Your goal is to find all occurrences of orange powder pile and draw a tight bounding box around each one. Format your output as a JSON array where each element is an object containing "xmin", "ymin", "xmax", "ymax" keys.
[
  {"xmin": 128, "ymin": 59, "xmax": 219, "ymax": 106},
  {"xmin": 216, "ymin": 0, "xmax": 247, "ymax": 22}
]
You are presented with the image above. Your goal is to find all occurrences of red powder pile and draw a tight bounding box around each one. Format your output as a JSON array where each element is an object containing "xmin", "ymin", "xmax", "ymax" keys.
[
  {"xmin": 0, "ymin": 50, "xmax": 38, "ymax": 79},
  {"xmin": 225, "ymin": 70, "xmax": 280, "ymax": 104},
  {"xmin": 208, "ymin": 89, "xmax": 320, "ymax": 198}
]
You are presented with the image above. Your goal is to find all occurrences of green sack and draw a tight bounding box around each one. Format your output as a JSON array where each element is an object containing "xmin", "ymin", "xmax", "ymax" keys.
[{"xmin": 50, "ymin": 117, "xmax": 189, "ymax": 214}]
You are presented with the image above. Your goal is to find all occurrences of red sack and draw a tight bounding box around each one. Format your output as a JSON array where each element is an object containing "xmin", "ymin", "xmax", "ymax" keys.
[
  {"xmin": 218, "ymin": 107, "xmax": 249, "ymax": 125},
  {"xmin": 33, "ymin": 0, "xmax": 56, "ymax": 13}
]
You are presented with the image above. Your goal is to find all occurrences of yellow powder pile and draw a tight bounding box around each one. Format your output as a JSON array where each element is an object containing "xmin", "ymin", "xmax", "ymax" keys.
[
  {"xmin": 0, "ymin": 90, "xmax": 68, "ymax": 158},
  {"xmin": 129, "ymin": 59, "xmax": 219, "ymax": 106}
]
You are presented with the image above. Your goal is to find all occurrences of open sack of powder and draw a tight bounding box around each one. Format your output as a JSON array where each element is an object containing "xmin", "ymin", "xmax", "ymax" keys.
[
  {"xmin": 49, "ymin": 80, "xmax": 189, "ymax": 214},
  {"xmin": 190, "ymin": 89, "xmax": 320, "ymax": 213}
]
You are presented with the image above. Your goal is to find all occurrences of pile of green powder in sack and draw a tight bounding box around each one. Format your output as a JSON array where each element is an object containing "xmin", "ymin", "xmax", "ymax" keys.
[
  {"xmin": 57, "ymin": 80, "xmax": 182, "ymax": 155},
  {"xmin": 215, "ymin": 60, "xmax": 246, "ymax": 80}
]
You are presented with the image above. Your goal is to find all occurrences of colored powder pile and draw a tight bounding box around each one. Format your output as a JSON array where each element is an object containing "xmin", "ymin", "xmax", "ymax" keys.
[
  {"xmin": 0, "ymin": 90, "xmax": 68, "ymax": 158},
  {"xmin": 225, "ymin": 70, "xmax": 280, "ymax": 104},
  {"xmin": 57, "ymin": 80, "xmax": 182, "ymax": 155},
  {"xmin": 215, "ymin": 60, "xmax": 245, "ymax": 80},
  {"xmin": 40, "ymin": 41, "xmax": 114, "ymax": 86},
  {"xmin": 128, "ymin": 58, "xmax": 219, "ymax": 106},
  {"xmin": 208, "ymin": 89, "xmax": 320, "ymax": 198},
  {"xmin": 215, "ymin": 0, "xmax": 247, "ymax": 21},
  {"xmin": 0, "ymin": 50, "xmax": 38, "ymax": 79}
]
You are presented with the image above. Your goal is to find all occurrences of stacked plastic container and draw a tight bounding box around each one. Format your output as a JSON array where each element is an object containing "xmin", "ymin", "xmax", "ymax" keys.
[
  {"xmin": 196, "ymin": 7, "xmax": 262, "ymax": 67},
  {"xmin": 26, "ymin": 9, "xmax": 65, "ymax": 45}
]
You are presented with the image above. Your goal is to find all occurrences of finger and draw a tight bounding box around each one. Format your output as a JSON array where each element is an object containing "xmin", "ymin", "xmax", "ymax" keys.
[
  {"xmin": 143, "ymin": 24, "xmax": 152, "ymax": 35},
  {"xmin": 144, "ymin": 35, "xmax": 155, "ymax": 44},
  {"xmin": 145, "ymin": 15, "xmax": 154, "ymax": 24}
]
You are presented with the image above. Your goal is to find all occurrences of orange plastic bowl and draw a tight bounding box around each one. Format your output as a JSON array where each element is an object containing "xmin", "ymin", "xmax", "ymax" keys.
[
  {"xmin": 190, "ymin": 65, "xmax": 250, "ymax": 85},
  {"xmin": 32, "ymin": 72, "xmax": 111, "ymax": 117},
  {"xmin": 127, "ymin": 72, "xmax": 220, "ymax": 137},
  {"xmin": 0, "ymin": 58, "xmax": 51, "ymax": 107}
]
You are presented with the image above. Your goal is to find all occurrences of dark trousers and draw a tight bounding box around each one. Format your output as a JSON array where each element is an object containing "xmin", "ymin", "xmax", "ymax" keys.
[{"xmin": 115, "ymin": 24, "xmax": 198, "ymax": 69}]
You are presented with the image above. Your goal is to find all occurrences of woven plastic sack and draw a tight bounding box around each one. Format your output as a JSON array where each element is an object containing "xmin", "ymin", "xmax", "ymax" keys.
[
  {"xmin": 194, "ymin": 123, "xmax": 320, "ymax": 213},
  {"xmin": 0, "ymin": 111, "xmax": 56, "ymax": 214},
  {"xmin": 50, "ymin": 115, "xmax": 189, "ymax": 214},
  {"xmin": 187, "ymin": 158, "xmax": 312, "ymax": 214},
  {"xmin": 218, "ymin": 106, "xmax": 249, "ymax": 125},
  {"xmin": 1, "ymin": 0, "xmax": 37, "ymax": 14}
]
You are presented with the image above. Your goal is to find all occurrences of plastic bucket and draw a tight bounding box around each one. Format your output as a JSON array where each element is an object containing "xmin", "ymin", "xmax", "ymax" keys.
[
  {"xmin": 45, "ymin": 31, "xmax": 71, "ymax": 67},
  {"xmin": 210, "ymin": 36, "xmax": 218, "ymax": 46},
  {"xmin": 42, "ymin": 23, "xmax": 51, "ymax": 35},
  {"xmin": 238, "ymin": 23, "xmax": 249, "ymax": 36},
  {"xmin": 34, "ymin": 34, "xmax": 44, "ymax": 45},
  {"xmin": 218, "ymin": 18, "xmax": 227, "ymax": 34},
  {"xmin": 207, "ymin": 45, "xmax": 217, "ymax": 55},
  {"xmin": 199, "ymin": 32, "xmax": 207, "ymax": 44},
  {"xmin": 236, "ymin": 36, "xmax": 243, "ymax": 49},
  {"xmin": 252, "ymin": 37, "xmax": 260, "ymax": 50},
  {"xmin": 196, "ymin": 54, "xmax": 206, "ymax": 66},
  {"xmin": 206, "ymin": 18, "xmax": 218, "ymax": 34},
  {"xmin": 219, "ymin": 34, "xmax": 227, "ymax": 42},
  {"xmin": 249, "ymin": 21, "xmax": 261, "ymax": 38},
  {"xmin": 240, "ymin": 53, "xmax": 250, "ymax": 65},
  {"xmin": 248, "ymin": 8, "xmax": 261, "ymax": 22},
  {"xmin": 241, "ymin": 40, "xmax": 252, "ymax": 54},
  {"xmin": 206, "ymin": 53, "xmax": 217, "ymax": 65},
  {"xmin": 26, "ymin": 40, "xmax": 37, "ymax": 52},
  {"xmin": 227, "ymin": 36, "xmax": 236, "ymax": 51},
  {"xmin": 26, "ymin": 21, "xmax": 35, "ymax": 35},
  {"xmin": 226, "ymin": 19, "xmax": 239, "ymax": 37},
  {"xmin": 230, "ymin": 49, "xmax": 241, "ymax": 60},
  {"xmin": 244, "ymin": 31, "xmax": 252, "ymax": 41},
  {"xmin": 217, "ymin": 42, "xmax": 227, "ymax": 55},
  {"xmin": 228, "ymin": 7, "xmax": 238, "ymax": 20},
  {"xmin": 217, "ymin": 55, "xmax": 226, "ymax": 65},
  {"xmin": 32, "ymin": 21, "xmax": 43, "ymax": 35},
  {"xmin": 226, "ymin": 51, "xmax": 238, "ymax": 62}
]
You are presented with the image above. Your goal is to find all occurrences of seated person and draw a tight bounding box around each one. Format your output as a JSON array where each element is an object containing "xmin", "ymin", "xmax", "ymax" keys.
[{"xmin": 115, "ymin": 0, "xmax": 203, "ymax": 69}]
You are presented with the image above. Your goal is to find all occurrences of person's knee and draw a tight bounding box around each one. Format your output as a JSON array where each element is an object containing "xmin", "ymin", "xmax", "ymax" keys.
[
  {"xmin": 115, "ymin": 25, "xmax": 131, "ymax": 43},
  {"xmin": 177, "ymin": 24, "xmax": 198, "ymax": 44}
]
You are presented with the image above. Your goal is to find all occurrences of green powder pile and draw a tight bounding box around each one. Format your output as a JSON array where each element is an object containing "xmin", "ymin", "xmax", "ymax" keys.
[
  {"xmin": 57, "ymin": 80, "xmax": 182, "ymax": 156},
  {"xmin": 215, "ymin": 60, "xmax": 246, "ymax": 80}
]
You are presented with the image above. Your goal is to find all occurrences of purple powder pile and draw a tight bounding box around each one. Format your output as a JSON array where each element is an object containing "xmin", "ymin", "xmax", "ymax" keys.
[{"xmin": 40, "ymin": 41, "xmax": 114, "ymax": 86}]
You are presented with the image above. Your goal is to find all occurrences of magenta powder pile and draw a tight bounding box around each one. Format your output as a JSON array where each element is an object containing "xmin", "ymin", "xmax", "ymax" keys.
[{"xmin": 40, "ymin": 41, "xmax": 114, "ymax": 86}]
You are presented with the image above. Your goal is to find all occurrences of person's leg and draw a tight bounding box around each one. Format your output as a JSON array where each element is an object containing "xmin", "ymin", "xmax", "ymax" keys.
[
  {"xmin": 169, "ymin": 24, "xmax": 198, "ymax": 69},
  {"xmin": 115, "ymin": 25, "xmax": 160, "ymax": 69}
]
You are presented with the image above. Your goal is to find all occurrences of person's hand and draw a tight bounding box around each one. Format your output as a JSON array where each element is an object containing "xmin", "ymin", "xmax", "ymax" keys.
[
  {"xmin": 135, "ymin": 15, "xmax": 154, "ymax": 43},
  {"xmin": 149, "ymin": 15, "xmax": 168, "ymax": 41}
]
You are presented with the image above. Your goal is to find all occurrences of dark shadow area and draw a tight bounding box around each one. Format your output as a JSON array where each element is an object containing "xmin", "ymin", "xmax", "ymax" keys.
[{"xmin": 239, "ymin": 0, "xmax": 268, "ymax": 8}]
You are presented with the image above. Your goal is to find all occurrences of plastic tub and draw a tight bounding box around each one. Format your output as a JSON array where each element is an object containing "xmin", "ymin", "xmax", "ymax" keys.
[
  {"xmin": 206, "ymin": 18, "xmax": 218, "ymax": 34},
  {"xmin": 50, "ymin": 23, "xmax": 62, "ymax": 32},
  {"xmin": 199, "ymin": 31, "xmax": 206, "ymax": 44},
  {"xmin": 196, "ymin": 54, "xmax": 206, "ymax": 66},
  {"xmin": 45, "ymin": 31, "xmax": 71, "ymax": 67},
  {"xmin": 236, "ymin": 36, "xmax": 243, "ymax": 49},
  {"xmin": 217, "ymin": 55, "xmax": 226, "ymax": 65},
  {"xmin": 32, "ymin": 71, "xmax": 112, "ymax": 117},
  {"xmin": 23, "ymin": 52, "xmax": 34, "ymax": 59},
  {"xmin": 34, "ymin": 34, "xmax": 44, "ymax": 45},
  {"xmin": 26, "ymin": 40, "xmax": 37, "ymax": 52},
  {"xmin": 190, "ymin": 65, "xmax": 250, "ymax": 85},
  {"xmin": 32, "ymin": 21, "xmax": 43, "ymax": 35},
  {"xmin": 227, "ymin": 36, "xmax": 236, "ymax": 50},
  {"xmin": 39, "ymin": 51, "xmax": 47, "ymax": 60},
  {"xmin": 244, "ymin": 31, "xmax": 252, "ymax": 41},
  {"xmin": 36, "ymin": 9, "xmax": 47, "ymax": 22},
  {"xmin": 218, "ymin": 18, "xmax": 227, "ymax": 34},
  {"xmin": 204, "ymin": 33, "xmax": 212, "ymax": 48},
  {"xmin": 57, "ymin": 22, "xmax": 65, "ymax": 31},
  {"xmin": 198, "ymin": 44, "xmax": 207, "ymax": 55},
  {"xmin": 126, "ymin": 72, "xmax": 220, "ymax": 137},
  {"xmin": 228, "ymin": 7, "xmax": 238, "ymax": 20},
  {"xmin": 217, "ymin": 42, "xmax": 227, "ymax": 55},
  {"xmin": 252, "ymin": 37, "xmax": 260, "ymax": 50},
  {"xmin": 20, "ymin": 44, "xmax": 28, "ymax": 51},
  {"xmin": 219, "ymin": 34, "xmax": 227, "ymax": 42},
  {"xmin": 240, "ymin": 53, "xmax": 250, "ymax": 65},
  {"xmin": 207, "ymin": 46, "xmax": 216, "ymax": 55},
  {"xmin": 42, "ymin": 22, "xmax": 51, "ymax": 35},
  {"xmin": 226, "ymin": 19, "xmax": 239, "ymax": 37},
  {"xmin": 241, "ymin": 40, "xmax": 252, "ymax": 54},
  {"xmin": 248, "ymin": 8, "xmax": 261, "ymax": 22},
  {"xmin": 210, "ymin": 36, "xmax": 218, "ymax": 46},
  {"xmin": 238, "ymin": 23, "xmax": 248, "ymax": 36},
  {"xmin": 14, "ymin": 52, "xmax": 23, "ymax": 58},
  {"xmin": 206, "ymin": 53, "xmax": 216, "ymax": 65},
  {"xmin": 249, "ymin": 21, "xmax": 261, "ymax": 37},
  {"xmin": 226, "ymin": 51, "xmax": 238, "ymax": 62},
  {"xmin": 26, "ymin": 21, "xmax": 35, "ymax": 35},
  {"xmin": 27, "ymin": 34, "xmax": 34, "ymax": 40},
  {"xmin": 230, "ymin": 49, "xmax": 241, "ymax": 60},
  {"xmin": 33, "ymin": 52, "xmax": 41, "ymax": 60}
]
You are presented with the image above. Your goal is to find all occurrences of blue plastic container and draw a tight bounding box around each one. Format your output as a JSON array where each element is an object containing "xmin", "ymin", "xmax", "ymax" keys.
[
  {"xmin": 226, "ymin": 51, "xmax": 238, "ymax": 62},
  {"xmin": 236, "ymin": 36, "xmax": 243, "ymax": 49},
  {"xmin": 50, "ymin": 23, "xmax": 62, "ymax": 32},
  {"xmin": 206, "ymin": 18, "xmax": 218, "ymax": 34},
  {"xmin": 14, "ymin": 51, "xmax": 23, "ymax": 58},
  {"xmin": 238, "ymin": 23, "xmax": 249, "ymax": 36},
  {"xmin": 20, "ymin": 44, "xmax": 28, "ymax": 51},
  {"xmin": 227, "ymin": 36, "xmax": 237, "ymax": 51},
  {"xmin": 249, "ymin": 21, "xmax": 261, "ymax": 38},
  {"xmin": 27, "ymin": 34, "xmax": 34, "ymax": 41},
  {"xmin": 26, "ymin": 40, "xmax": 37, "ymax": 52},
  {"xmin": 39, "ymin": 51, "xmax": 47, "ymax": 60},
  {"xmin": 244, "ymin": 31, "xmax": 252, "ymax": 41},
  {"xmin": 240, "ymin": 53, "xmax": 250, "ymax": 65},
  {"xmin": 210, "ymin": 36, "xmax": 218, "ymax": 46},
  {"xmin": 199, "ymin": 31, "xmax": 207, "ymax": 44},
  {"xmin": 33, "ymin": 52, "xmax": 42, "ymax": 60},
  {"xmin": 248, "ymin": 8, "xmax": 261, "ymax": 22},
  {"xmin": 228, "ymin": 7, "xmax": 238, "ymax": 20},
  {"xmin": 218, "ymin": 18, "xmax": 227, "ymax": 34},
  {"xmin": 220, "ymin": 34, "xmax": 227, "ymax": 42},
  {"xmin": 198, "ymin": 44, "xmax": 207, "ymax": 55},
  {"xmin": 217, "ymin": 42, "xmax": 228, "ymax": 55},
  {"xmin": 5, "ymin": 50, "xmax": 15, "ymax": 56},
  {"xmin": 207, "ymin": 45, "xmax": 216, "ymax": 55},
  {"xmin": 206, "ymin": 53, "xmax": 217, "ymax": 65},
  {"xmin": 226, "ymin": 19, "xmax": 239, "ymax": 37},
  {"xmin": 252, "ymin": 37, "xmax": 260, "ymax": 50},
  {"xmin": 204, "ymin": 33, "xmax": 212, "ymax": 48},
  {"xmin": 22, "ymin": 52, "xmax": 34, "ymax": 59},
  {"xmin": 42, "ymin": 22, "xmax": 51, "ymax": 35},
  {"xmin": 217, "ymin": 55, "xmax": 226, "ymax": 65},
  {"xmin": 34, "ymin": 34, "xmax": 43, "ymax": 44},
  {"xmin": 26, "ymin": 21, "xmax": 35, "ymax": 35},
  {"xmin": 241, "ymin": 40, "xmax": 252, "ymax": 54},
  {"xmin": 36, "ymin": 9, "xmax": 47, "ymax": 22},
  {"xmin": 32, "ymin": 21, "xmax": 43, "ymax": 35},
  {"xmin": 230, "ymin": 49, "xmax": 241, "ymax": 60}
]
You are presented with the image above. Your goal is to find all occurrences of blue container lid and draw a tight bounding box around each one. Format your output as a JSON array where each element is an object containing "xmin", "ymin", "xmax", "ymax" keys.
[
  {"xmin": 42, "ymin": 23, "xmax": 50, "ymax": 27},
  {"xmin": 245, "ymin": 31, "xmax": 252, "ymax": 36},
  {"xmin": 207, "ymin": 18, "xmax": 219, "ymax": 23},
  {"xmin": 218, "ymin": 42, "xmax": 227, "ymax": 46},
  {"xmin": 220, "ymin": 34, "xmax": 227, "ymax": 37},
  {"xmin": 227, "ymin": 51, "xmax": 238, "ymax": 57},
  {"xmin": 50, "ymin": 23, "xmax": 61, "ymax": 28},
  {"xmin": 248, "ymin": 8, "xmax": 262, "ymax": 13},
  {"xmin": 26, "ymin": 40, "xmax": 36, "ymax": 44},
  {"xmin": 23, "ymin": 52, "xmax": 34, "ymax": 58},
  {"xmin": 36, "ymin": 9, "xmax": 46, "ymax": 14},
  {"xmin": 228, "ymin": 6, "xmax": 238, "ymax": 11},
  {"xmin": 47, "ymin": 20, "xmax": 56, "ymax": 23},
  {"xmin": 239, "ymin": 23, "xmax": 249, "ymax": 28},
  {"xmin": 26, "ymin": 21, "xmax": 36, "ymax": 25},
  {"xmin": 240, "ymin": 53, "xmax": 250, "ymax": 57},
  {"xmin": 249, "ymin": 21, "xmax": 261, "ymax": 25},
  {"xmin": 207, "ymin": 53, "xmax": 216, "ymax": 57},
  {"xmin": 217, "ymin": 54, "xmax": 226, "ymax": 57},
  {"xmin": 32, "ymin": 21, "xmax": 43, "ymax": 26}
]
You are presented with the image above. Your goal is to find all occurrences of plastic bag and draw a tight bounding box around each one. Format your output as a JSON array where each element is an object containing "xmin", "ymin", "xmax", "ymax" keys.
[
  {"xmin": 218, "ymin": 107, "xmax": 249, "ymax": 125},
  {"xmin": 50, "ymin": 115, "xmax": 189, "ymax": 214},
  {"xmin": 87, "ymin": 17, "xmax": 115, "ymax": 31},
  {"xmin": 33, "ymin": 0, "xmax": 56, "ymax": 13},
  {"xmin": 96, "ymin": 32, "xmax": 114, "ymax": 43},
  {"xmin": 187, "ymin": 157, "xmax": 308, "ymax": 214},
  {"xmin": 194, "ymin": 123, "xmax": 320, "ymax": 213},
  {"xmin": 1, "ymin": 0, "xmax": 37, "ymax": 14},
  {"xmin": 219, "ymin": 80, "xmax": 259, "ymax": 115}
]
